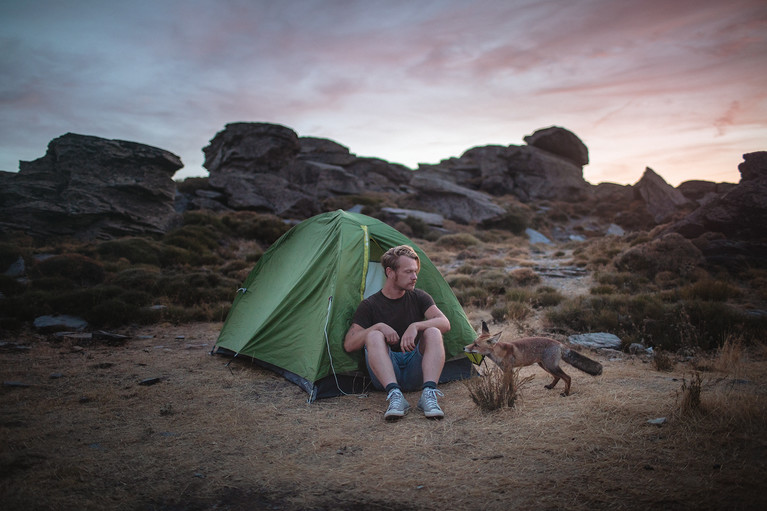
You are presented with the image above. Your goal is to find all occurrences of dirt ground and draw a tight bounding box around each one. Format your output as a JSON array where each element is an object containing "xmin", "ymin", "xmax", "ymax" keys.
[{"xmin": 2, "ymin": 320, "xmax": 766, "ymax": 511}]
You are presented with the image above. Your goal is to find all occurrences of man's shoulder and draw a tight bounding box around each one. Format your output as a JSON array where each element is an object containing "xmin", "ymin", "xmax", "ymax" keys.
[{"xmin": 412, "ymin": 288, "xmax": 432, "ymax": 298}]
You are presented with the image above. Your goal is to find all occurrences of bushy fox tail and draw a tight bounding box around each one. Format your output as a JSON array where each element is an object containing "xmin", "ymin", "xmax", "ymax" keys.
[{"xmin": 562, "ymin": 349, "xmax": 603, "ymax": 376}]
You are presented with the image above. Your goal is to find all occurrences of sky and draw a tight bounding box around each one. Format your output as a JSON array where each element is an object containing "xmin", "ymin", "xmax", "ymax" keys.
[{"xmin": 1, "ymin": 0, "xmax": 765, "ymax": 187}]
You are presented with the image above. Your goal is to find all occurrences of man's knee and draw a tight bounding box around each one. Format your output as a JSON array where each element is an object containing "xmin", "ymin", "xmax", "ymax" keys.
[
  {"xmin": 364, "ymin": 331, "xmax": 388, "ymax": 353},
  {"xmin": 421, "ymin": 327, "xmax": 444, "ymax": 350}
]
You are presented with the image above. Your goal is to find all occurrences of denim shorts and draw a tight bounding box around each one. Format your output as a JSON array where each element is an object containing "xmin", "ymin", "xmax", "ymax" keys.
[{"xmin": 364, "ymin": 346, "xmax": 424, "ymax": 392}]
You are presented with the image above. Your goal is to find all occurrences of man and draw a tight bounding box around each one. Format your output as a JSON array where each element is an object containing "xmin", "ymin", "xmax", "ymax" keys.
[{"xmin": 344, "ymin": 245, "xmax": 451, "ymax": 420}]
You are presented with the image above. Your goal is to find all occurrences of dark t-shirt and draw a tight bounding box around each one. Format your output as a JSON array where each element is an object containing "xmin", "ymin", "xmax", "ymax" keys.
[{"xmin": 351, "ymin": 289, "xmax": 435, "ymax": 352}]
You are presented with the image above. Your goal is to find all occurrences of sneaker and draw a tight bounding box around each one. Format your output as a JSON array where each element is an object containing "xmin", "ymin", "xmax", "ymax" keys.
[
  {"xmin": 417, "ymin": 388, "xmax": 445, "ymax": 419},
  {"xmin": 384, "ymin": 388, "xmax": 410, "ymax": 420}
]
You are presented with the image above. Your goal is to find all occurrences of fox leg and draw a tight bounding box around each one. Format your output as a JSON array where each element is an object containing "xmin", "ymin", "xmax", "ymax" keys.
[{"xmin": 540, "ymin": 363, "xmax": 571, "ymax": 396}]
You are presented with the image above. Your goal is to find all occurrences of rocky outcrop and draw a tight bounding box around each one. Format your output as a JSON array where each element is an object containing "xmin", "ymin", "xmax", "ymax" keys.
[
  {"xmin": 677, "ymin": 180, "xmax": 736, "ymax": 206},
  {"xmin": 404, "ymin": 172, "xmax": 506, "ymax": 224},
  {"xmin": 663, "ymin": 152, "xmax": 767, "ymax": 269},
  {"xmin": 416, "ymin": 126, "xmax": 592, "ymax": 203},
  {"xmin": 0, "ymin": 133, "xmax": 182, "ymax": 239},
  {"xmin": 634, "ymin": 167, "xmax": 692, "ymax": 223},
  {"xmin": 204, "ymin": 123, "xmax": 400, "ymax": 218},
  {"xmin": 202, "ymin": 122, "xmax": 509, "ymax": 222},
  {"xmin": 523, "ymin": 126, "xmax": 589, "ymax": 166},
  {"xmin": 667, "ymin": 152, "xmax": 767, "ymax": 241}
]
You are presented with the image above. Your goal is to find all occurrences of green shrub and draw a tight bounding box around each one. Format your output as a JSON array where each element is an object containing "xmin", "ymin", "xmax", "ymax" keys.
[
  {"xmin": 454, "ymin": 286, "xmax": 493, "ymax": 308},
  {"xmin": 506, "ymin": 288, "xmax": 533, "ymax": 303},
  {"xmin": 110, "ymin": 267, "xmax": 162, "ymax": 292},
  {"xmin": 507, "ymin": 301, "xmax": 531, "ymax": 322},
  {"xmin": 85, "ymin": 291, "xmax": 155, "ymax": 327},
  {"xmin": 681, "ymin": 280, "xmax": 742, "ymax": 302},
  {"xmin": 436, "ymin": 233, "xmax": 481, "ymax": 249},
  {"xmin": 95, "ymin": 238, "xmax": 162, "ymax": 266},
  {"xmin": 403, "ymin": 216, "xmax": 429, "ymax": 239},
  {"xmin": 508, "ymin": 268, "xmax": 540, "ymax": 286},
  {"xmin": 590, "ymin": 285, "xmax": 617, "ymax": 295},
  {"xmin": 29, "ymin": 254, "xmax": 106, "ymax": 286},
  {"xmin": 480, "ymin": 209, "xmax": 529, "ymax": 234},
  {"xmin": 532, "ymin": 287, "xmax": 564, "ymax": 308},
  {"xmin": 595, "ymin": 271, "xmax": 649, "ymax": 294},
  {"xmin": 221, "ymin": 211, "xmax": 290, "ymax": 244}
]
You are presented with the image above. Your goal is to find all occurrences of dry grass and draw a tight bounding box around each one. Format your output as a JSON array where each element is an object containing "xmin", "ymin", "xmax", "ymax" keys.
[
  {"xmin": 2, "ymin": 323, "xmax": 766, "ymax": 511},
  {"xmin": 464, "ymin": 364, "xmax": 534, "ymax": 411}
]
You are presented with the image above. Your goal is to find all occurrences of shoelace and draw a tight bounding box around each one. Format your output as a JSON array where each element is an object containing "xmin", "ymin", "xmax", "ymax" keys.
[
  {"xmin": 387, "ymin": 390, "xmax": 404, "ymax": 406},
  {"xmin": 422, "ymin": 388, "xmax": 444, "ymax": 407}
]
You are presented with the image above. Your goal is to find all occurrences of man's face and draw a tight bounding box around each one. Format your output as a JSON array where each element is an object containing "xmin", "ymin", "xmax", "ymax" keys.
[{"xmin": 392, "ymin": 255, "xmax": 419, "ymax": 291}]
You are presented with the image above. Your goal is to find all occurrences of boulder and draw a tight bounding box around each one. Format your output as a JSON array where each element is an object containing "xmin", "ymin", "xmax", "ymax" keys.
[
  {"xmin": 0, "ymin": 133, "xmax": 182, "ymax": 239},
  {"xmin": 677, "ymin": 180, "xmax": 736, "ymax": 206},
  {"xmin": 203, "ymin": 123, "xmax": 409, "ymax": 216},
  {"xmin": 523, "ymin": 126, "xmax": 589, "ymax": 166},
  {"xmin": 204, "ymin": 122, "xmax": 300, "ymax": 175},
  {"xmin": 405, "ymin": 172, "xmax": 506, "ymax": 224},
  {"xmin": 380, "ymin": 208, "xmax": 444, "ymax": 227},
  {"xmin": 33, "ymin": 314, "xmax": 88, "ymax": 333},
  {"xmin": 568, "ymin": 332, "xmax": 622, "ymax": 350},
  {"xmin": 634, "ymin": 168, "xmax": 692, "ymax": 223},
  {"xmin": 298, "ymin": 137, "xmax": 356, "ymax": 166},
  {"xmin": 666, "ymin": 152, "xmax": 767, "ymax": 241},
  {"xmin": 505, "ymin": 146, "xmax": 591, "ymax": 201},
  {"xmin": 419, "ymin": 139, "xmax": 592, "ymax": 203}
]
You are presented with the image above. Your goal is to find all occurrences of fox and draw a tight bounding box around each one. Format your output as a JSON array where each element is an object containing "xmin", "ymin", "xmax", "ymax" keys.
[{"xmin": 464, "ymin": 321, "xmax": 603, "ymax": 396}]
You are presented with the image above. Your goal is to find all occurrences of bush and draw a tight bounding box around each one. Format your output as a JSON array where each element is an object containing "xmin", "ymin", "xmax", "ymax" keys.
[
  {"xmin": 508, "ymin": 268, "xmax": 540, "ymax": 286},
  {"xmin": 532, "ymin": 287, "xmax": 564, "ymax": 308},
  {"xmin": 681, "ymin": 280, "xmax": 742, "ymax": 302},
  {"xmin": 480, "ymin": 209, "xmax": 529, "ymax": 234},
  {"xmin": 464, "ymin": 365, "xmax": 533, "ymax": 411},
  {"xmin": 29, "ymin": 254, "xmax": 106, "ymax": 286},
  {"xmin": 221, "ymin": 211, "xmax": 290, "ymax": 244},
  {"xmin": 436, "ymin": 233, "xmax": 482, "ymax": 249},
  {"xmin": 95, "ymin": 238, "xmax": 162, "ymax": 266}
]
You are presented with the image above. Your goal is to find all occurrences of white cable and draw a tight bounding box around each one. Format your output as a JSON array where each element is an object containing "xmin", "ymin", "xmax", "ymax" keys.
[{"xmin": 323, "ymin": 296, "xmax": 351, "ymax": 396}]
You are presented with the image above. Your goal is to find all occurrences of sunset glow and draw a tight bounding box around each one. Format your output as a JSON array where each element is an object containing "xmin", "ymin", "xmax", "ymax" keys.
[{"xmin": 1, "ymin": 0, "xmax": 765, "ymax": 187}]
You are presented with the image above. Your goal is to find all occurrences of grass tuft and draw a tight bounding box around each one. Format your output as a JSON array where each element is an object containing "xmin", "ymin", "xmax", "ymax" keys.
[{"xmin": 464, "ymin": 364, "xmax": 532, "ymax": 412}]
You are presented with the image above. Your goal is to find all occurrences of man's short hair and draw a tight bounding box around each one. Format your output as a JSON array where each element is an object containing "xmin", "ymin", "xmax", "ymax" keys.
[{"xmin": 381, "ymin": 245, "xmax": 420, "ymax": 272}]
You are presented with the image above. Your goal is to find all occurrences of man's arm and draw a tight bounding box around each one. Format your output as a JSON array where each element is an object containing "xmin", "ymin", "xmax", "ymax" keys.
[
  {"xmin": 343, "ymin": 322, "xmax": 400, "ymax": 353},
  {"xmin": 399, "ymin": 305, "xmax": 451, "ymax": 352},
  {"xmin": 421, "ymin": 304, "xmax": 451, "ymax": 333}
]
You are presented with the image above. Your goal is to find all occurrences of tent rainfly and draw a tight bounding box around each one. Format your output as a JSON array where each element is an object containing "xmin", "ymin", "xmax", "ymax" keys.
[{"xmin": 213, "ymin": 209, "xmax": 480, "ymax": 401}]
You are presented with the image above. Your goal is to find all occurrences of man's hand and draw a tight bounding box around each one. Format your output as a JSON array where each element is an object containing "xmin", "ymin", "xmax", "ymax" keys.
[
  {"xmin": 378, "ymin": 323, "xmax": 400, "ymax": 346},
  {"xmin": 400, "ymin": 324, "xmax": 419, "ymax": 352}
]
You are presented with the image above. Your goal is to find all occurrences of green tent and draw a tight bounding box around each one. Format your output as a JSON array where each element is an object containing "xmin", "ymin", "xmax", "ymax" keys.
[{"xmin": 214, "ymin": 209, "xmax": 479, "ymax": 401}]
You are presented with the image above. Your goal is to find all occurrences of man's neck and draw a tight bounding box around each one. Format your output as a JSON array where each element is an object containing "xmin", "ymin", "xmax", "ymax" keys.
[{"xmin": 381, "ymin": 283, "xmax": 406, "ymax": 300}]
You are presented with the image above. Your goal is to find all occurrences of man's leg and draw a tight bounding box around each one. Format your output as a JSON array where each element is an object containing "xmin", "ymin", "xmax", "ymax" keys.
[
  {"xmin": 364, "ymin": 330, "xmax": 398, "ymax": 388},
  {"xmin": 417, "ymin": 327, "xmax": 446, "ymax": 418},
  {"xmin": 419, "ymin": 327, "xmax": 445, "ymax": 384},
  {"xmin": 364, "ymin": 331, "xmax": 409, "ymax": 419}
]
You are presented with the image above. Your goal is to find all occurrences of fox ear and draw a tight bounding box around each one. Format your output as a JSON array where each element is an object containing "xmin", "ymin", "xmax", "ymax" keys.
[
  {"xmin": 481, "ymin": 320, "xmax": 490, "ymax": 334},
  {"xmin": 488, "ymin": 332, "xmax": 503, "ymax": 345}
]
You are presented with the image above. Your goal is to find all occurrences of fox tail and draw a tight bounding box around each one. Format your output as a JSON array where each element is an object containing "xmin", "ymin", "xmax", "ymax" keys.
[{"xmin": 562, "ymin": 349, "xmax": 603, "ymax": 376}]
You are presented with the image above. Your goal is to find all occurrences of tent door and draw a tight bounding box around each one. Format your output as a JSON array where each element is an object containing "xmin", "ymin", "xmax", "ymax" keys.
[{"xmin": 363, "ymin": 262, "xmax": 385, "ymax": 299}]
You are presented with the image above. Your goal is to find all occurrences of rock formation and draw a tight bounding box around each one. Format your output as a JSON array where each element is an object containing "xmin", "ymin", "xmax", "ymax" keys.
[
  {"xmin": 0, "ymin": 133, "xmax": 182, "ymax": 239},
  {"xmin": 663, "ymin": 151, "xmax": 767, "ymax": 269},
  {"xmin": 416, "ymin": 126, "xmax": 592, "ymax": 202},
  {"xmin": 201, "ymin": 122, "xmax": 507, "ymax": 222},
  {"xmin": 523, "ymin": 125, "xmax": 589, "ymax": 166},
  {"xmin": 633, "ymin": 167, "xmax": 693, "ymax": 223}
]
